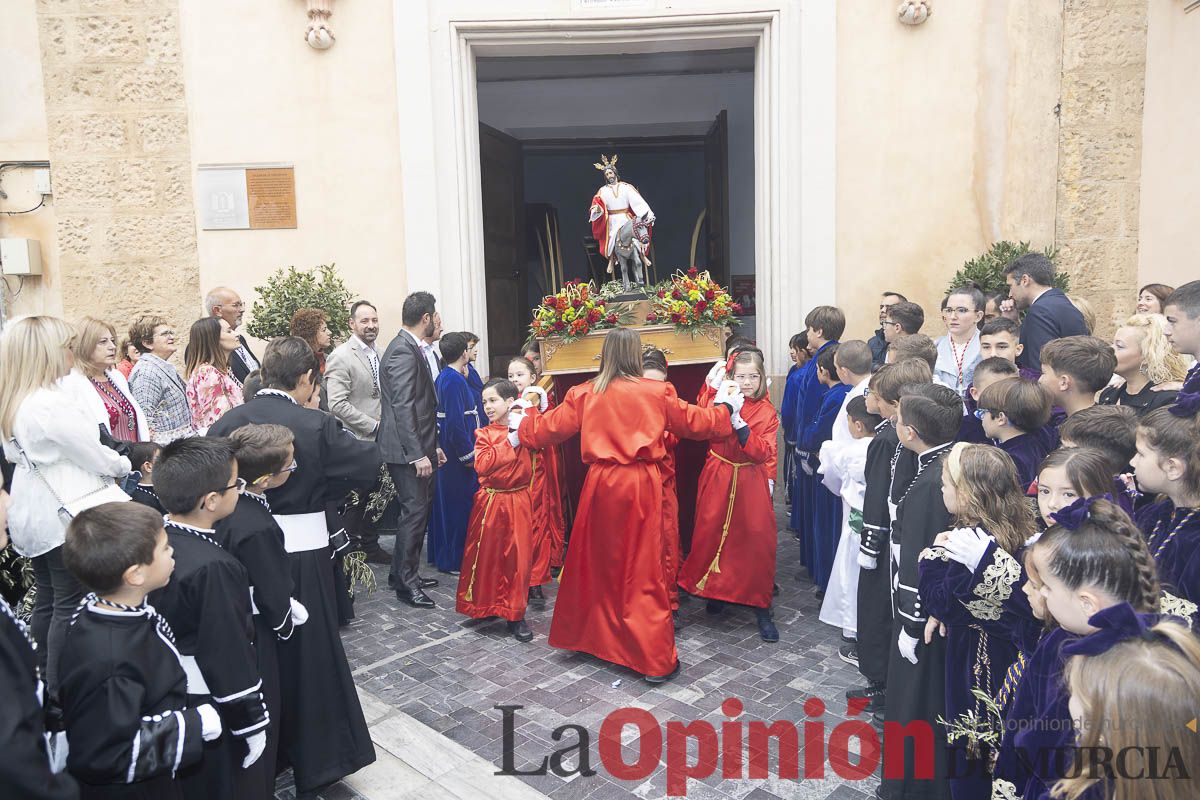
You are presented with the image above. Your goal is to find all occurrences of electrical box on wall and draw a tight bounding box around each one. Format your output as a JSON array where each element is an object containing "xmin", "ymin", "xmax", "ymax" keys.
[{"xmin": 0, "ymin": 239, "xmax": 44, "ymax": 276}]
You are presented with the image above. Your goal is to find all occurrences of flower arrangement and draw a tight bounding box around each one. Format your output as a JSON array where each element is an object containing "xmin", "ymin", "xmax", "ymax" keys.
[
  {"xmin": 646, "ymin": 268, "xmax": 742, "ymax": 332},
  {"xmin": 530, "ymin": 280, "xmax": 620, "ymax": 342}
]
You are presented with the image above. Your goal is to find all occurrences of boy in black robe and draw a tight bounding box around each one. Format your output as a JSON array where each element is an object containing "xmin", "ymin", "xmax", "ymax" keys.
[
  {"xmin": 59, "ymin": 503, "xmax": 223, "ymax": 799},
  {"xmin": 0, "ymin": 482, "xmax": 80, "ymax": 800},
  {"xmin": 217, "ymin": 424, "xmax": 306, "ymax": 796},
  {"xmin": 149, "ymin": 438, "xmax": 272, "ymax": 800},
  {"xmin": 881, "ymin": 383, "xmax": 962, "ymax": 800},
  {"xmin": 208, "ymin": 337, "xmax": 378, "ymax": 792},
  {"xmin": 850, "ymin": 359, "xmax": 929, "ymax": 714},
  {"xmin": 128, "ymin": 442, "xmax": 165, "ymax": 514}
]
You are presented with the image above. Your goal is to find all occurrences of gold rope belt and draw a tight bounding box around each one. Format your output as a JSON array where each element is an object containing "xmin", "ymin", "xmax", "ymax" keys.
[
  {"xmin": 695, "ymin": 450, "xmax": 753, "ymax": 591},
  {"xmin": 464, "ymin": 484, "xmax": 525, "ymax": 602}
]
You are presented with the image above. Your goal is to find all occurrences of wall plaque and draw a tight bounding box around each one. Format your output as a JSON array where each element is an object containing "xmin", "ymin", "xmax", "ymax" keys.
[{"xmin": 197, "ymin": 164, "xmax": 297, "ymax": 230}]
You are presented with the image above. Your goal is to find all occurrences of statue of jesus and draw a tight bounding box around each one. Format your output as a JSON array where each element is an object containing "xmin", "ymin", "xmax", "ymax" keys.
[{"xmin": 589, "ymin": 154, "xmax": 655, "ymax": 275}]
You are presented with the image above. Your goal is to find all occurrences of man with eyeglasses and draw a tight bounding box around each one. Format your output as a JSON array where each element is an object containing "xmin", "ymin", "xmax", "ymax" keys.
[
  {"xmin": 869, "ymin": 292, "xmax": 907, "ymax": 367},
  {"xmin": 205, "ymin": 286, "xmax": 260, "ymax": 383}
]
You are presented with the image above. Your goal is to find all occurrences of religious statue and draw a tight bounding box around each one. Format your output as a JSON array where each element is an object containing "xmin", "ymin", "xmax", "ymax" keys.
[{"xmin": 589, "ymin": 154, "xmax": 655, "ymax": 293}]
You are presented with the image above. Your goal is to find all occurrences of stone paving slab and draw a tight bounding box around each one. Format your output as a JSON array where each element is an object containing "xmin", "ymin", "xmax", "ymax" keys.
[{"xmin": 279, "ymin": 500, "xmax": 880, "ymax": 799}]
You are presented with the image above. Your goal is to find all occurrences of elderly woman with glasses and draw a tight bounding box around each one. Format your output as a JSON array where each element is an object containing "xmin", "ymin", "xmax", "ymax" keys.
[{"xmin": 127, "ymin": 315, "xmax": 196, "ymax": 443}]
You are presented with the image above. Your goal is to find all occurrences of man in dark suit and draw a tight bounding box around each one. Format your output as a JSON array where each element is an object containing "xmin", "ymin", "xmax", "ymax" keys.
[
  {"xmin": 1003, "ymin": 253, "xmax": 1088, "ymax": 375},
  {"xmin": 205, "ymin": 286, "xmax": 260, "ymax": 383},
  {"xmin": 378, "ymin": 291, "xmax": 446, "ymax": 608}
]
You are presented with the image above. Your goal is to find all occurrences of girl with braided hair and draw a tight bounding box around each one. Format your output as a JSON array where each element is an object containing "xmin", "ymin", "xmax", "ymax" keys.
[
  {"xmin": 1055, "ymin": 608, "xmax": 1200, "ymax": 800},
  {"xmin": 1132, "ymin": 395, "xmax": 1200, "ymax": 620},
  {"xmin": 992, "ymin": 498, "xmax": 1170, "ymax": 800}
]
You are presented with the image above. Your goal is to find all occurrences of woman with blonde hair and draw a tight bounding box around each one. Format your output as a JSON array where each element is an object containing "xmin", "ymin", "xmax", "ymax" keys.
[
  {"xmin": 0, "ymin": 316, "xmax": 131, "ymax": 691},
  {"xmin": 511, "ymin": 327, "xmax": 744, "ymax": 682},
  {"xmin": 184, "ymin": 316, "xmax": 244, "ymax": 432},
  {"xmin": 1099, "ymin": 312, "xmax": 1188, "ymax": 416},
  {"xmin": 60, "ymin": 316, "xmax": 149, "ymax": 442}
]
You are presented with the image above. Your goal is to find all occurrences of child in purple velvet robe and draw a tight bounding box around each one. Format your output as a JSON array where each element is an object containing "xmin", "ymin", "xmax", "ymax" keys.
[{"xmin": 976, "ymin": 377, "xmax": 1053, "ymax": 490}]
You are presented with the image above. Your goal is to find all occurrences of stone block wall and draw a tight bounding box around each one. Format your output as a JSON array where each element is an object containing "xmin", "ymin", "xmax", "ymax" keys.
[
  {"xmin": 34, "ymin": 0, "xmax": 200, "ymax": 335},
  {"xmin": 1055, "ymin": 0, "xmax": 1148, "ymax": 335}
]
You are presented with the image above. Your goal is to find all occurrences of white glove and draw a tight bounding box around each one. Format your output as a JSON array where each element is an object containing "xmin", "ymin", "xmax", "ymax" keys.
[
  {"xmin": 857, "ymin": 552, "xmax": 877, "ymax": 570},
  {"xmin": 768, "ymin": 479, "xmax": 775, "ymax": 496},
  {"xmin": 942, "ymin": 527, "xmax": 991, "ymax": 573},
  {"xmin": 898, "ymin": 630, "xmax": 920, "ymax": 665},
  {"xmin": 509, "ymin": 398, "xmax": 533, "ymax": 412},
  {"xmin": 523, "ymin": 385, "xmax": 549, "ymax": 412},
  {"xmin": 289, "ymin": 598, "xmax": 309, "ymax": 627},
  {"xmin": 507, "ymin": 406, "xmax": 526, "ymax": 432},
  {"xmin": 197, "ymin": 703, "xmax": 223, "ymax": 741},
  {"xmin": 705, "ymin": 360, "xmax": 727, "ymax": 390},
  {"xmin": 730, "ymin": 410, "xmax": 749, "ymax": 431},
  {"xmin": 242, "ymin": 731, "xmax": 267, "ymax": 769},
  {"xmin": 713, "ymin": 380, "xmax": 744, "ymax": 415},
  {"xmin": 507, "ymin": 430, "xmax": 521, "ymax": 448}
]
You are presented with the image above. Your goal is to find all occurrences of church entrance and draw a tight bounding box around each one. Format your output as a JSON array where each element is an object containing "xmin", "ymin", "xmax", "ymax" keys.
[{"xmin": 474, "ymin": 50, "xmax": 755, "ymax": 376}]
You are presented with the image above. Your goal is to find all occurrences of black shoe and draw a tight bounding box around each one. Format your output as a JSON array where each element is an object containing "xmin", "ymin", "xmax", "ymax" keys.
[
  {"xmin": 418, "ymin": 576, "xmax": 439, "ymax": 589},
  {"xmin": 814, "ymin": 588, "xmax": 825, "ymax": 602},
  {"xmin": 705, "ymin": 599, "xmax": 725, "ymax": 615},
  {"xmin": 838, "ymin": 644, "xmax": 859, "ymax": 668},
  {"xmin": 437, "ymin": 568, "xmax": 461, "ymax": 576},
  {"xmin": 841, "ymin": 633, "xmax": 857, "ymax": 644},
  {"xmin": 508, "ymin": 619, "xmax": 533, "ymax": 642},
  {"xmin": 644, "ymin": 660, "xmax": 681, "ymax": 684},
  {"xmin": 672, "ymin": 610, "xmax": 681, "ymax": 631},
  {"xmin": 772, "ymin": 583, "xmax": 780, "ymax": 596},
  {"xmin": 846, "ymin": 682, "xmax": 885, "ymax": 700},
  {"xmin": 755, "ymin": 610, "xmax": 779, "ymax": 643},
  {"xmin": 529, "ymin": 585, "xmax": 545, "ymax": 601},
  {"xmin": 396, "ymin": 589, "xmax": 435, "ymax": 608},
  {"xmin": 360, "ymin": 548, "xmax": 391, "ymax": 565}
]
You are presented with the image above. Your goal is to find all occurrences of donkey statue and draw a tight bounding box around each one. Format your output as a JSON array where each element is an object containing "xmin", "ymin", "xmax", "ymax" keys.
[{"xmin": 608, "ymin": 218, "xmax": 648, "ymax": 293}]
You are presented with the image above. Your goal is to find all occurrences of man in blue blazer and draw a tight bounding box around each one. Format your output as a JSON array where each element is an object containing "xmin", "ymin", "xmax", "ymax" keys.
[{"xmin": 1003, "ymin": 253, "xmax": 1088, "ymax": 375}]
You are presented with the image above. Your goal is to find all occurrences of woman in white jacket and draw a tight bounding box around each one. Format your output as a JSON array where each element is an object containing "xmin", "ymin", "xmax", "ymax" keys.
[
  {"xmin": 0, "ymin": 316, "xmax": 131, "ymax": 691},
  {"xmin": 59, "ymin": 316, "xmax": 150, "ymax": 443}
]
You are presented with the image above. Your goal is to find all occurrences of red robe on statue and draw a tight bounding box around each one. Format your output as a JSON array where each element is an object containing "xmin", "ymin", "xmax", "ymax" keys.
[
  {"xmin": 677, "ymin": 396, "xmax": 779, "ymax": 609},
  {"xmin": 456, "ymin": 422, "xmax": 534, "ymax": 622},
  {"xmin": 518, "ymin": 378, "xmax": 733, "ymax": 677}
]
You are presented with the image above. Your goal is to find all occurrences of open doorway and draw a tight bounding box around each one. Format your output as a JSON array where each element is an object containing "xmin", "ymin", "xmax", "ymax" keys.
[{"xmin": 475, "ymin": 49, "xmax": 755, "ymax": 376}]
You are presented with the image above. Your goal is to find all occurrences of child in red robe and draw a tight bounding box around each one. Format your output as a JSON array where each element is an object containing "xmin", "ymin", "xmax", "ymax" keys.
[
  {"xmin": 456, "ymin": 379, "xmax": 536, "ymax": 642},
  {"xmin": 642, "ymin": 349, "xmax": 682, "ymax": 622},
  {"xmin": 678, "ymin": 349, "xmax": 781, "ymax": 641}
]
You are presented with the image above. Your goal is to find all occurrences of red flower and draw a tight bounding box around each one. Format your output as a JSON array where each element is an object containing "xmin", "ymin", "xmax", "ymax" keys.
[
  {"xmin": 695, "ymin": 300, "xmax": 708, "ymax": 313},
  {"xmin": 732, "ymin": 303, "xmax": 744, "ymax": 315},
  {"xmin": 543, "ymin": 296, "xmax": 555, "ymax": 307},
  {"xmin": 579, "ymin": 286, "xmax": 590, "ymax": 300},
  {"xmin": 671, "ymin": 289, "xmax": 683, "ymax": 300},
  {"xmin": 704, "ymin": 289, "xmax": 715, "ymax": 301},
  {"xmin": 553, "ymin": 320, "xmax": 565, "ymax": 331},
  {"xmin": 556, "ymin": 298, "xmax": 568, "ymax": 311},
  {"xmin": 670, "ymin": 313, "xmax": 682, "ymax": 323},
  {"xmin": 645, "ymin": 312, "xmax": 658, "ymax": 323},
  {"xmin": 687, "ymin": 267, "xmax": 699, "ymax": 278},
  {"xmin": 657, "ymin": 290, "xmax": 666, "ymax": 299},
  {"xmin": 605, "ymin": 312, "xmax": 618, "ymax": 324},
  {"xmin": 587, "ymin": 308, "xmax": 601, "ymax": 323}
]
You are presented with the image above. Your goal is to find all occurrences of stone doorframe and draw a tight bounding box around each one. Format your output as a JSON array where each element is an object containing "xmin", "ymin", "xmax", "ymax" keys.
[{"xmin": 392, "ymin": 6, "xmax": 836, "ymax": 374}]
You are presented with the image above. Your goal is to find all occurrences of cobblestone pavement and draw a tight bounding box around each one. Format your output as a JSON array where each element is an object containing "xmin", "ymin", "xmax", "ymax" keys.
[{"xmin": 277, "ymin": 500, "xmax": 879, "ymax": 799}]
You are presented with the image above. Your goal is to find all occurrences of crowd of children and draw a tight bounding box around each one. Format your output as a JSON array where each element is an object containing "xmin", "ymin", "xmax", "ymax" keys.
[{"xmin": 798, "ymin": 278, "xmax": 1200, "ymax": 799}]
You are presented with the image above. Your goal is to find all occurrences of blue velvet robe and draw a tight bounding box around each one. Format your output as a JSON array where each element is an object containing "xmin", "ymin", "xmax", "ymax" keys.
[
  {"xmin": 466, "ymin": 363, "xmax": 486, "ymax": 422},
  {"xmin": 800, "ymin": 382, "xmax": 851, "ymax": 590},
  {"xmin": 789, "ymin": 341, "xmax": 837, "ymax": 545},
  {"xmin": 997, "ymin": 433, "xmax": 1050, "ymax": 491},
  {"xmin": 428, "ymin": 368, "xmax": 480, "ymax": 572},
  {"xmin": 780, "ymin": 363, "xmax": 802, "ymax": 503},
  {"xmin": 1137, "ymin": 498, "xmax": 1200, "ymax": 618}
]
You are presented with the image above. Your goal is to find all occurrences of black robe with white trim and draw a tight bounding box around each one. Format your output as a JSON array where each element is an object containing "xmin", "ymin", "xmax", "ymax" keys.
[{"xmin": 58, "ymin": 601, "xmax": 206, "ymax": 799}]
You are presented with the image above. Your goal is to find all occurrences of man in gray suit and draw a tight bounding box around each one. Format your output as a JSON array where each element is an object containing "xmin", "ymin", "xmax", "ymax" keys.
[
  {"xmin": 378, "ymin": 291, "xmax": 446, "ymax": 608},
  {"xmin": 326, "ymin": 300, "xmax": 390, "ymax": 562}
]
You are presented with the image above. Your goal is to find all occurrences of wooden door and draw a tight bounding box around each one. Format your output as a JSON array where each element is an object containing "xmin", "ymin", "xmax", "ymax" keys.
[
  {"xmin": 479, "ymin": 124, "xmax": 527, "ymax": 378},
  {"xmin": 703, "ymin": 110, "xmax": 730, "ymax": 286}
]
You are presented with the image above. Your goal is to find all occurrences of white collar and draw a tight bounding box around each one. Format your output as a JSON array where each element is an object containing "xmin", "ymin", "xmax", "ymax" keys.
[
  {"xmin": 164, "ymin": 517, "xmax": 216, "ymax": 534},
  {"xmin": 351, "ymin": 335, "xmax": 378, "ymax": 354},
  {"xmin": 256, "ymin": 388, "xmax": 298, "ymax": 405},
  {"xmin": 1030, "ymin": 287, "xmax": 1052, "ymax": 306}
]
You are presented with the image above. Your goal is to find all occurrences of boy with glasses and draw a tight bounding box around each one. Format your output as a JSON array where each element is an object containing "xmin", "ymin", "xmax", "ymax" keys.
[
  {"xmin": 150, "ymin": 437, "xmax": 271, "ymax": 799},
  {"xmin": 975, "ymin": 377, "xmax": 1053, "ymax": 488}
]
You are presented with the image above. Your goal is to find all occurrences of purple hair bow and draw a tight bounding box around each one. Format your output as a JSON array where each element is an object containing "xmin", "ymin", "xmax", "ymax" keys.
[
  {"xmin": 1050, "ymin": 494, "xmax": 1112, "ymax": 531},
  {"xmin": 1169, "ymin": 389, "xmax": 1200, "ymax": 419},
  {"xmin": 1061, "ymin": 602, "xmax": 1157, "ymax": 657}
]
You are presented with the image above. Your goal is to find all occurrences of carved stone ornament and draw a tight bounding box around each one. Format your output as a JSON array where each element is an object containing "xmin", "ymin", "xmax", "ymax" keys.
[
  {"xmin": 305, "ymin": 0, "xmax": 335, "ymax": 49},
  {"xmin": 897, "ymin": 1, "xmax": 932, "ymax": 25}
]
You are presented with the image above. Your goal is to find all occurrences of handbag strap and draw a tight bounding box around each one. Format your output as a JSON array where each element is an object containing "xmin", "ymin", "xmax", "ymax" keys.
[{"xmin": 8, "ymin": 434, "xmax": 68, "ymax": 507}]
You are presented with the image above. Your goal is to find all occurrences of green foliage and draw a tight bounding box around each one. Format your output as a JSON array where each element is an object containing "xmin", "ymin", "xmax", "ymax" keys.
[
  {"xmin": 245, "ymin": 264, "xmax": 354, "ymax": 343},
  {"xmin": 947, "ymin": 241, "xmax": 1068, "ymax": 298}
]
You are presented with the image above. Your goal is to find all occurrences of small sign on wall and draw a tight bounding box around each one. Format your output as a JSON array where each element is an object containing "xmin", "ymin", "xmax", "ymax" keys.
[{"xmin": 198, "ymin": 164, "xmax": 297, "ymax": 230}]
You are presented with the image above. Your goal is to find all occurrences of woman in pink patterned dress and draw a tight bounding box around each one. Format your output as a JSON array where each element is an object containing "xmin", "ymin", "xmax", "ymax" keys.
[{"xmin": 184, "ymin": 316, "xmax": 244, "ymax": 432}]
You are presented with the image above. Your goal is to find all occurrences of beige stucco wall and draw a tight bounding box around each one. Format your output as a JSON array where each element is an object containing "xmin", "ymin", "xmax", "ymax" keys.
[
  {"xmin": 178, "ymin": 0, "xmax": 407, "ymax": 344},
  {"xmin": 834, "ymin": 1, "xmax": 1062, "ymax": 342},
  {"xmin": 1138, "ymin": 2, "xmax": 1200, "ymax": 292}
]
